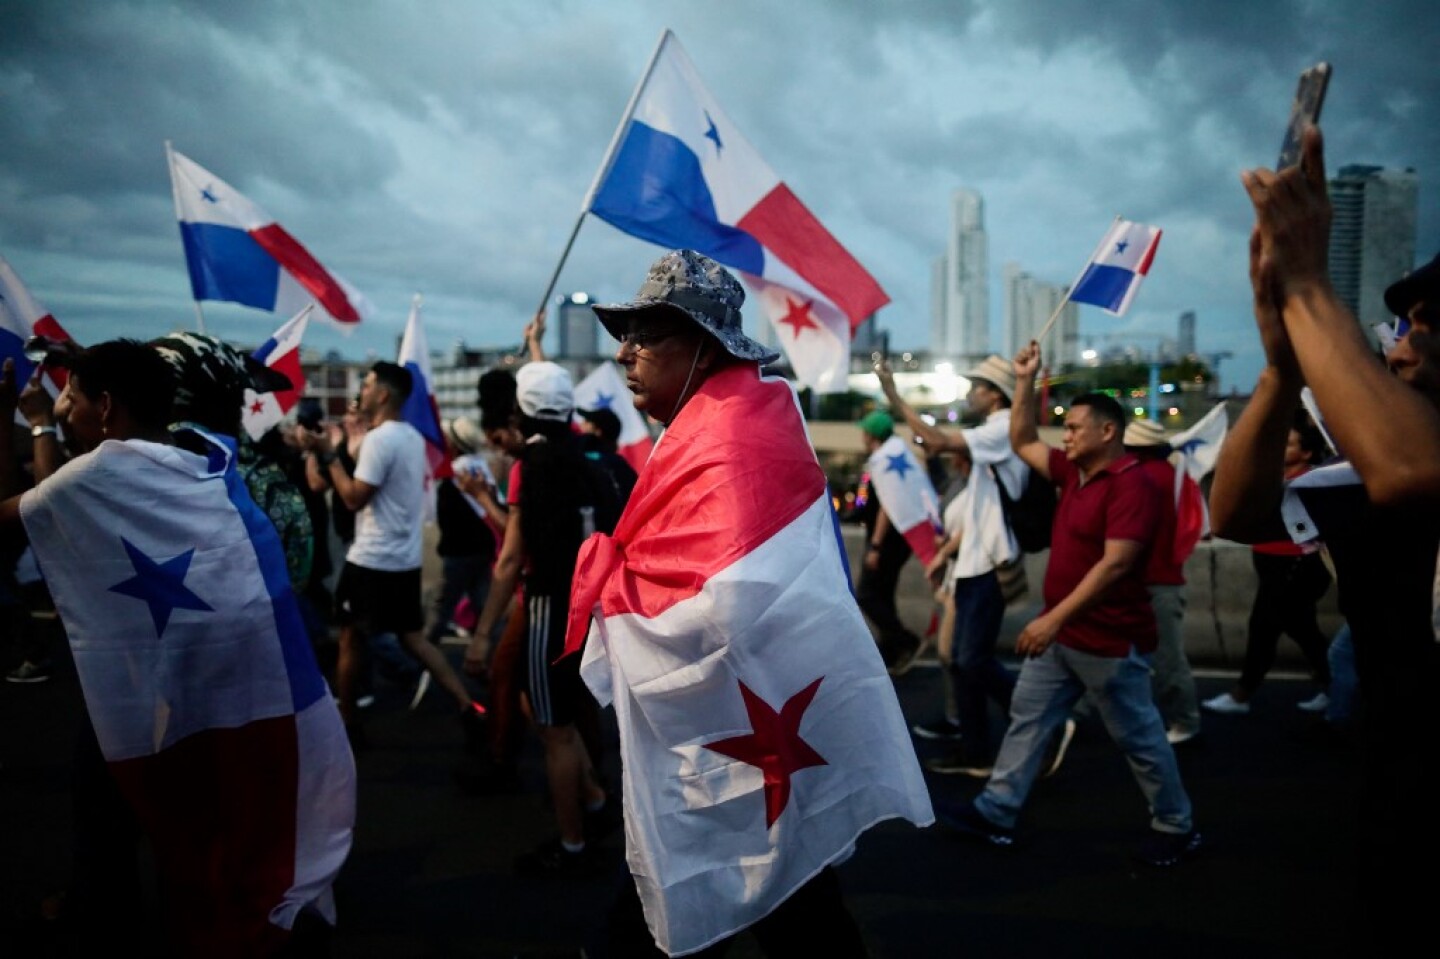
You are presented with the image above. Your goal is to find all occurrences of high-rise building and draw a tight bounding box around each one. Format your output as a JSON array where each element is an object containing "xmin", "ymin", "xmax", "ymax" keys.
[
  {"xmin": 1002, "ymin": 263, "xmax": 1077, "ymax": 366},
  {"xmin": 556, "ymin": 292, "xmax": 598, "ymax": 358},
  {"xmin": 930, "ymin": 189, "xmax": 988, "ymax": 362},
  {"xmin": 1178, "ymin": 310, "xmax": 1196, "ymax": 357},
  {"xmin": 1328, "ymin": 164, "xmax": 1419, "ymax": 329}
]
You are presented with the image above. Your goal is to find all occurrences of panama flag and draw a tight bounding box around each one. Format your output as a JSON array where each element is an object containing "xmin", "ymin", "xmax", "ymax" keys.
[
  {"xmin": 242, "ymin": 304, "xmax": 312, "ymax": 441},
  {"xmin": 588, "ymin": 30, "xmax": 889, "ymax": 393},
  {"xmin": 397, "ymin": 294, "xmax": 452, "ymax": 513},
  {"xmin": 19, "ymin": 428, "xmax": 355, "ymax": 954},
  {"xmin": 574, "ymin": 361, "xmax": 655, "ymax": 470},
  {"xmin": 167, "ymin": 146, "xmax": 373, "ymax": 326},
  {"xmin": 1168, "ymin": 402, "xmax": 1227, "ymax": 563},
  {"xmin": 1068, "ymin": 219, "xmax": 1163, "ymax": 317},
  {"xmin": 866, "ymin": 434, "xmax": 942, "ymax": 565},
  {"xmin": 0, "ymin": 253, "xmax": 73, "ymax": 410},
  {"xmin": 565, "ymin": 363, "xmax": 931, "ymax": 956}
]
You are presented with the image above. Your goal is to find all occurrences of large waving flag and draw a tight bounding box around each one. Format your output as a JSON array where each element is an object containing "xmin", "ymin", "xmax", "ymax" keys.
[
  {"xmin": 573, "ymin": 360, "xmax": 654, "ymax": 470},
  {"xmin": 397, "ymin": 294, "xmax": 452, "ymax": 513},
  {"xmin": 167, "ymin": 146, "xmax": 373, "ymax": 326},
  {"xmin": 866, "ymin": 434, "xmax": 941, "ymax": 565},
  {"xmin": 1069, "ymin": 219, "xmax": 1163, "ymax": 317},
  {"xmin": 588, "ymin": 31, "xmax": 889, "ymax": 393},
  {"xmin": 1168, "ymin": 402, "xmax": 1227, "ymax": 561},
  {"xmin": 243, "ymin": 304, "xmax": 312, "ymax": 441},
  {"xmin": 565, "ymin": 363, "xmax": 931, "ymax": 955},
  {"xmin": 0, "ymin": 253, "xmax": 72, "ymax": 408},
  {"xmin": 19, "ymin": 429, "xmax": 355, "ymax": 955}
]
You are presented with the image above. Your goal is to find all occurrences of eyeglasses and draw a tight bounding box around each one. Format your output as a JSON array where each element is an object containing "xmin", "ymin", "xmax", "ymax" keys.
[{"xmin": 617, "ymin": 328, "xmax": 681, "ymax": 352}]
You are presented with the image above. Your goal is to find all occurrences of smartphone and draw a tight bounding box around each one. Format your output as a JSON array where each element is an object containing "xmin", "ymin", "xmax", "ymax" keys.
[{"xmin": 1277, "ymin": 62, "xmax": 1331, "ymax": 170}]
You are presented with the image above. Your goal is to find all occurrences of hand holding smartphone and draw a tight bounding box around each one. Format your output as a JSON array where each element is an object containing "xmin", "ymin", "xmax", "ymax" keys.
[{"xmin": 1278, "ymin": 62, "xmax": 1331, "ymax": 170}]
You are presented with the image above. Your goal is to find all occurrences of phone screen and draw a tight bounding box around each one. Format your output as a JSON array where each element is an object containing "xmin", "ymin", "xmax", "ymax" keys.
[{"xmin": 1277, "ymin": 62, "xmax": 1331, "ymax": 170}]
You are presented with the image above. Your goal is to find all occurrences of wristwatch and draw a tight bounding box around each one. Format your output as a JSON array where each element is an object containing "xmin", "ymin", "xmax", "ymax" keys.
[{"xmin": 31, "ymin": 424, "xmax": 58, "ymax": 439}]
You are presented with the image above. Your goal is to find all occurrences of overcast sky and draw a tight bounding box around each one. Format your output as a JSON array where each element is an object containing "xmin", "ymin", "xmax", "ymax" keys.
[{"xmin": 3, "ymin": 0, "xmax": 1436, "ymax": 390}]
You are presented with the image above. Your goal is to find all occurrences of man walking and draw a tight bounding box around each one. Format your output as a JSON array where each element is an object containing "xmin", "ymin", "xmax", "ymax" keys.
[
  {"xmin": 940, "ymin": 341, "xmax": 1200, "ymax": 866},
  {"xmin": 855, "ymin": 410, "xmax": 926, "ymax": 673}
]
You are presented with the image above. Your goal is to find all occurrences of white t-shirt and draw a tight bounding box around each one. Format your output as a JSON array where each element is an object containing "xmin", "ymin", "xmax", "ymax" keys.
[
  {"xmin": 347, "ymin": 419, "xmax": 426, "ymax": 572},
  {"xmin": 951, "ymin": 409, "xmax": 1027, "ymax": 579}
]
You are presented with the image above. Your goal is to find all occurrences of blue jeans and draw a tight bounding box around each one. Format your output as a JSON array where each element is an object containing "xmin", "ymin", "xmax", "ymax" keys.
[
  {"xmin": 975, "ymin": 643, "xmax": 1193, "ymax": 833},
  {"xmin": 950, "ymin": 571, "xmax": 1015, "ymax": 763},
  {"xmin": 1326, "ymin": 622, "xmax": 1358, "ymax": 726},
  {"xmin": 424, "ymin": 554, "xmax": 495, "ymax": 646}
]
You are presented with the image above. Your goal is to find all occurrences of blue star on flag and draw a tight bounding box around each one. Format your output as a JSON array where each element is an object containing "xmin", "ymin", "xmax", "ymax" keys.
[
  {"xmin": 200, "ymin": 185, "xmax": 219, "ymax": 203},
  {"xmin": 884, "ymin": 453, "xmax": 913, "ymax": 478},
  {"xmin": 108, "ymin": 538, "xmax": 213, "ymax": 636},
  {"xmin": 1174, "ymin": 438, "xmax": 1208, "ymax": 456},
  {"xmin": 594, "ymin": 391, "xmax": 614, "ymax": 410},
  {"xmin": 704, "ymin": 111, "xmax": 723, "ymax": 154},
  {"xmin": 1115, "ymin": 239, "xmax": 1129, "ymax": 255}
]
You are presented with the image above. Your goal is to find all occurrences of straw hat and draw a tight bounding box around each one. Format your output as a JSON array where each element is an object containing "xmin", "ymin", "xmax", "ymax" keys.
[
  {"xmin": 963, "ymin": 355, "xmax": 1017, "ymax": 402},
  {"xmin": 1122, "ymin": 418, "xmax": 1169, "ymax": 448}
]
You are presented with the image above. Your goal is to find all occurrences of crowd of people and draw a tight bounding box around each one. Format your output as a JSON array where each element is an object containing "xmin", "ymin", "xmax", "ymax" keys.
[{"xmin": 2, "ymin": 121, "xmax": 1436, "ymax": 954}]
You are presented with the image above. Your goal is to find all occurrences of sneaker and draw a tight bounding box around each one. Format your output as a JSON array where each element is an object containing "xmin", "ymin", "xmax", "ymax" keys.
[
  {"xmin": 1296, "ymin": 692, "xmax": 1331, "ymax": 713},
  {"xmin": 925, "ymin": 750, "xmax": 992, "ymax": 778},
  {"xmin": 936, "ymin": 799, "xmax": 1015, "ymax": 847},
  {"xmin": 5, "ymin": 660, "xmax": 51, "ymax": 684},
  {"xmin": 882, "ymin": 636, "xmax": 922, "ymax": 677},
  {"xmin": 515, "ymin": 838, "xmax": 603, "ymax": 878},
  {"xmin": 409, "ymin": 670, "xmax": 433, "ymax": 710},
  {"xmin": 1202, "ymin": 692, "xmax": 1249, "ymax": 715},
  {"xmin": 1135, "ymin": 828, "xmax": 1203, "ymax": 867},
  {"xmin": 1042, "ymin": 718, "xmax": 1077, "ymax": 779},
  {"xmin": 356, "ymin": 693, "xmax": 377, "ymax": 710},
  {"xmin": 1165, "ymin": 726, "xmax": 1200, "ymax": 746},
  {"xmin": 911, "ymin": 717, "xmax": 963, "ymax": 741}
]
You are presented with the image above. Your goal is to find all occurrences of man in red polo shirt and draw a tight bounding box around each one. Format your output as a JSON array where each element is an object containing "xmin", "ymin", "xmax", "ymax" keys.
[{"xmin": 939, "ymin": 340, "xmax": 1200, "ymax": 867}]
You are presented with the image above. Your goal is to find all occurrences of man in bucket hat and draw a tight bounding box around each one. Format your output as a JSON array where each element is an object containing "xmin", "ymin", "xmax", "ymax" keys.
[{"xmin": 568, "ymin": 250, "xmax": 932, "ymax": 956}]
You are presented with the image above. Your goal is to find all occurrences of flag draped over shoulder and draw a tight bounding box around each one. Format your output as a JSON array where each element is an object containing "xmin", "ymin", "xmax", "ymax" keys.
[
  {"xmin": 19, "ymin": 430, "xmax": 355, "ymax": 955},
  {"xmin": 574, "ymin": 360, "xmax": 654, "ymax": 470},
  {"xmin": 865, "ymin": 434, "xmax": 941, "ymax": 565},
  {"xmin": 397, "ymin": 294, "xmax": 452, "ymax": 514},
  {"xmin": 1168, "ymin": 402, "xmax": 1228, "ymax": 564},
  {"xmin": 243, "ymin": 304, "xmax": 311, "ymax": 441},
  {"xmin": 565, "ymin": 363, "xmax": 932, "ymax": 956},
  {"xmin": 589, "ymin": 31, "xmax": 889, "ymax": 393},
  {"xmin": 0, "ymin": 252, "xmax": 72, "ymax": 409},
  {"xmin": 168, "ymin": 147, "xmax": 373, "ymax": 326},
  {"xmin": 1068, "ymin": 219, "xmax": 1162, "ymax": 317}
]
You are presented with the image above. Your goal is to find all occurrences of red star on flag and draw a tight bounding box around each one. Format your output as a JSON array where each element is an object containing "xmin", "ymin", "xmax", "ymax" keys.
[
  {"xmin": 250, "ymin": 400, "xmax": 266, "ymax": 415},
  {"xmin": 704, "ymin": 677, "xmax": 827, "ymax": 827},
  {"xmin": 777, "ymin": 297, "xmax": 818, "ymax": 337}
]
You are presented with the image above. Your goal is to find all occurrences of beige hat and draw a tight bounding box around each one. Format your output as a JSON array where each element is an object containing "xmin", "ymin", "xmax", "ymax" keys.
[
  {"xmin": 1123, "ymin": 418, "xmax": 1169, "ymax": 448},
  {"xmin": 445, "ymin": 416, "xmax": 483, "ymax": 454},
  {"xmin": 963, "ymin": 355, "xmax": 1017, "ymax": 402}
]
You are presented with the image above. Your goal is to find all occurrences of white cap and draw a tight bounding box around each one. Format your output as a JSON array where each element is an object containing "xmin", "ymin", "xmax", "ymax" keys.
[{"xmin": 515, "ymin": 361, "xmax": 574, "ymax": 422}]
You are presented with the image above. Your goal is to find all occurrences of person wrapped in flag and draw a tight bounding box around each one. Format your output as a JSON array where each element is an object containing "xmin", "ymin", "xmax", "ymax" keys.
[
  {"xmin": 0, "ymin": 341, "xmax": 355, "ymax": 955},
  {"xmin": 565, "ymin": 250, "xmax": 932, "ymax": 956}
]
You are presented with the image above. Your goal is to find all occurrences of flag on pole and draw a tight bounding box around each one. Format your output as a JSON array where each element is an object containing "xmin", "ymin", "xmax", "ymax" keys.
[
  {"xmin": 1168, "ymin": 402, "xmax": 1227, "ymax": 563},
  {"xmin": 0, "ymin": 253, "xmax": 72, "ymax": 407},
  {"xmin": 242, "ymin": 305, "xmax": 312, "ymax": 441},
  {"xmin": 19, "ymin": 428, "xmax": 355, "ymax": 953},
  {"xmin": 866, "ymin": 434, "xmax": 942, "ymax": 565},
  {"xmin": 397, "ymin": 294, "xmax": 452, "ymax": 515},
  {"xmin": 167, "ymin": 147, "xmax": 373, "ymax": 326},
  {"xmin": 588, "ymin": 31, "xmax": 889, "ymax": 393},
  {"xmin": 573, "ymin": 361, "xmax": 654, "ymax": 470},
  {"xmin": 565, "ymin": 363, "xmax": 932, "ymax": 956},
  {"xmin": 1068, "ymin": 219, "xmax": 1163, "ymax": 317}
]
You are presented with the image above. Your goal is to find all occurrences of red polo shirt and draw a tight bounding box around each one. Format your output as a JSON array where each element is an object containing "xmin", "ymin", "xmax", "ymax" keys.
[
  {"xmin": 1136, "ymin": 457, "xmax": 1185, "ymax": 586},
  {"xmin": 1043, "ymin": 448, "xmax": 1161, "ymax": 656}
]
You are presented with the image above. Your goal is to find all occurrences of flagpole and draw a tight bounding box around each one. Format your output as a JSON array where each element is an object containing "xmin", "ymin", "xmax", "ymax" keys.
[
  {"xmin": 528, "ymin": 28, "xmax": 673, "ymax": 323},
  {"xmin": 1035, "ymin": 214, "xmax": 1121, "ymax": 349},
  {"xmin": 165, "ymin": 139, "xmax": 208, "ymax": 334}
]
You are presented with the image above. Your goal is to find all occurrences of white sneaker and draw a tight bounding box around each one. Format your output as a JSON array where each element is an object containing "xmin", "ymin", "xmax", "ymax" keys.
[
  {"xmin": 409, "ymin": 670, "xmax": 433, "ymax": 711},
  {"xmin": 1296, "ymin": 692, "xmax": 1331, "ymax": 713},
  {"xmin": 1166, "ymin": 726, "xmax": 1200, "ymax": 745},
  {"xmin": 1202, "ymin": 692, "xmax": 1250, "ymax": 715}
]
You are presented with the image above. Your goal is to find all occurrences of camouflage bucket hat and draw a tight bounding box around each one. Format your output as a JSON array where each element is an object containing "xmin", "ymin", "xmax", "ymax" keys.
[
  {"xmin": 592, "ymin": 249, "xmax": 781, "ymax": 365},
  {"xmin": 150, "ymin": 332, "xmax": 293, "ymax": 433}
]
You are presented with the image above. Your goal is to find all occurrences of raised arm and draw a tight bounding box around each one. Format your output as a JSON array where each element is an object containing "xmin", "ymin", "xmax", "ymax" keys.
[
  {"xmin": 874, "ymin": 359, "xmax": 965, "ymax": 453},
  {"xmin": 1243, "ymin": 126, "xmax": 1440, "ymax": 505},
  {"xmin": 1009, "ymin": 341, "xmax": 1052, "ymax": 480}
]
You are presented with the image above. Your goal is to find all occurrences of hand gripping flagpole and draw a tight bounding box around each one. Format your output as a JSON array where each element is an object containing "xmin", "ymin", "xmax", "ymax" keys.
[
  {"xmin": 526, "ymin": 28, "xmax": 674, "ymax": 341},
  {"xmin": 1034, "ymin": 214, "xmax": 1122, "ymax": 349},
  {"xmin": 165, "ymin": 140, "xmax": 208, "ymax": 334}
]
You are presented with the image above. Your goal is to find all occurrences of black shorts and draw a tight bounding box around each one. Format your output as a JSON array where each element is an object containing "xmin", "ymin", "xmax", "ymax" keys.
[
  {"xmin": 521, "ymin": 592, "xmax": 583, "ymax": 727},
  {"xmin": 335, "ymin": 563, "xmax": 423, "ymax": 635}
]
